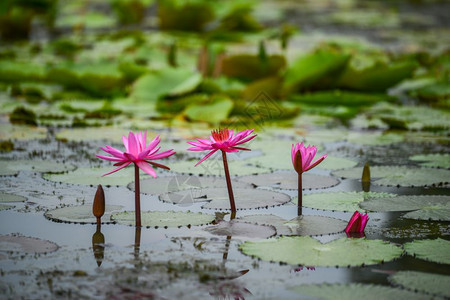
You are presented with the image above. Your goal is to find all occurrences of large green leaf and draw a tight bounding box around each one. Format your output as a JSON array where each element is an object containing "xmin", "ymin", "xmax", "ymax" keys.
[
  {"xmin": 409, "ymin": 154, "xmax": 450, "ymax": 169},
  {"xmin": 0, "ymin": 160, "xmax": 76, "ymax": 176},
  {"xmin": 111, "ymin": 210, "xmax": 216, "ymax": 227},
  {"xmin": 221, "ymin": 54, "xmax": 286, "ymax": 81},
  {"xmin": 289, "ymin": 90, "xmax": 393, "ymax": 107},
  {"xmin": 404, "ymin": 238, "xmax": 450, "ymax": 264},
  {"xmin": 0, "ymin": 124, "xmax": 47, "ymax": 140},
  {"xmin": 238, "ymin": 172, "xmax": 340, "ymax": 190},
  {"xmin": 44, "ymin": 205, "xmax": 123, "ymax": 224},
  {"xmin": 240, "ymin": 236, "xmax": 403, "ymax": 267},
  {"xmin": 0, "ymin": 192, "xmax": 26, "ymax": 203},
  {"xmin": 389, "ymin": 271, "xmax": 450, "ymax": 298},
  {"xmin": 169, "ymin": 159, "xmax": 268, "ymax": 176},
  {"xmin": 184, "ymin": 95, "xmax": 234, "ymax": 124}
]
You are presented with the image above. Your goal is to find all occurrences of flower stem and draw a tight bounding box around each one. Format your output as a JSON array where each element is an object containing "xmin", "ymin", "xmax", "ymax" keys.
[
  {"xmin": 221, "ymin": 150, "xmax": 236, "ymax": 212},
  {"xmin": 297, "ymin": 172, "xmax": 302, "ymax": 216},
  {"xmin": 134, "ymin": 164, "xmax": 142, "ymax": 227}
]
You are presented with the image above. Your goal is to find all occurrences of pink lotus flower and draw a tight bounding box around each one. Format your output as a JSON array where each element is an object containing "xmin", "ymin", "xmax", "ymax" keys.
[
  {"xmin": 291, "ymin": 142, "xmax": 327, "ymax": 174},
  {"xmin": 345, "ymin": 211, "xmax": 369, "ymax": 234},
  {"xmin": 187, "ymin": 128, "xmax": 256, "ymax": 212},
  {"xmin": 187, "ymin": 128, "xmax": 257, "ymax": 166},
  {"xmin": 97, "ymin": 131, "xmax": 175, "ymax": 227},
  {"xmin": 97, "ymin": 131, "xmax": 175, "ymax": 177}
]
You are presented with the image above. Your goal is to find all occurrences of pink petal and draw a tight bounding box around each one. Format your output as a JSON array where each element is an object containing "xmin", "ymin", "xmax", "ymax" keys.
[
  {"xmin": 304, "ymin": 154, "xmax": 327, "ymax": 172},
  {"xmin": 124, "ymin": 152, "xmax": 137, "ymax": 162},
  {"xmin": 127, "ymin": 132, "xmax": 139, "ymax": 157},
  {"xmin": 122, "ymin": 135, "xmax": 129, "ymax": 152},
  {"xmin": 359, "ymin": 214, "xmax": 369, "ymax": 232},
  {"xmin": 194, "ymin": 149, "xmax": 218, "ymax": 166},
  {"xmin": 144, "ymin": 135, "xmax": 160, "ymax": 153},
  {"xmin": 232, "ymin": 134, "xmax": 257, "ymax": 146},
  {"xmin": 146, "ymin": 149, "xmax": 175, "ymax": 160},
  {"xmin": 101, "ymin": 161, "xmax": 131, "ymax": 176},
  {"xmin": 101, "ymin": 146, "xmax": 125, "ymax": 159},
  {"xmin": 196, "ymin": 138, "xmax": 213, "ymax": 145},
  {"xmin": 230, "ymin": 146, "xmax": 251, "ymax": 151},
  {"xmin": 136, "ymin": 161, "xmax": 157, "ymax": 178},
  {"xmin": 96, "ymin": 154, "xmax": 125, "ymax": 162}
]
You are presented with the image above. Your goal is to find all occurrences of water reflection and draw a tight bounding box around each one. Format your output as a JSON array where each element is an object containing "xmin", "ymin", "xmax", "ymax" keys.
[
  {"xmin": 134, "ymin": 226, "xmax": 141, "ymax": 261},
  {"xmin": 92, "ymin": 224, "xmax": 105, "ymax": 267}
]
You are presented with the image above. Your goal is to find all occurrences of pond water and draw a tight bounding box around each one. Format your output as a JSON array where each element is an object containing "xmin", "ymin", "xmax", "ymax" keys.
[{"xmin": 0, "ymin": 0, "xmax": 449, "ymax": 299}]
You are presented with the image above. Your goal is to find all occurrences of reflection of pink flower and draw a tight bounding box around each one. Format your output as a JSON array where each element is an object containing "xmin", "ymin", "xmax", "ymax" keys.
[
  {"xmin": 345, "ymin": 211, "xmax": 369, "ymax": 234},
  {"xmin": 293, "ymin": 266, "xmax": 316, "ymax": 272},
  {"xmin": 291, "ymin": 142, "xmax": 327, "ymax": 174},
  {"xmin": 187, "ymin": 128, "xmax": 257, "ymax": 166},
  {"xmin": 97, "ymin": 131, "xmax": 175, "ymax": 177}
]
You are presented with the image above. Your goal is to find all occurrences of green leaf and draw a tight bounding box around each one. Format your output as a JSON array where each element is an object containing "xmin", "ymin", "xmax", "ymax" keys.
[
  {"xmin": 0, "ymin": 60, "xmax": 47, "ymax": 83},
  {"xmin": 0, "ymin": 234, "xmax": 59, "ymax": 254},
  {"xmin": 169, "ymin": 159, "xmax": 269, "ymax": 177},
  {"xmin": 290, "ymin": 283, "xmax": 426, "ymax": 300},
  {"xmin": 0, "ymin": 204, "xmax": 14, "ymax": 211},
  {"xmin": 44, "ymin": 205, "xmax": 123, "ymax": 224},
  {"xmin": 56, "ymin": 127, "xmax": 154, "ymax": 142},
  {"xmin": 389, "ymin": 271, "xmax": 450, "ymax": 298},
  {"xmin": 289, "ymin": 90, "xmax": 393, "ymax": 107},
  {"xmin": 240, "ymin": 236, "xmax": 403, "ymax": 267},
  {"xmin": 0, "ymin": 192, "xmax": 26, "ymax": 203},
  {"xmin": 238, "ymin": 172, "xmax": 340, "ymax": 190},
  {"xmin": 204, "ymin": 220, "xmax": 276, "ymax": 239},
  {"xmin": 184, "ymin": 95, "xmax": 234, "ymax": 124},
  {"xmin": 0, "ymin": 124, "xmax": 46, "ymax": 140},
  {"xmin": 222, "ymin": 54, "xmax": 286, "ymax": 81},
  {"xmin": 0, "ymin": 159, "xmax": 76, "ymax": 176},
  {"xmin": 333, "ymin": 166, "xmax": 450, "ymax": 187},
  {"xmin": 111, "ymin": 210, "xmax": 216, "ymax": 227},
  {"xmin": 404, "ymin": 238, "xmax": 450, "ymax": 264},
  {"xmin": 409, "ymin": 154, "xmax": 450, "ymax": 169},
  {"xmin": 346, "ymin": 131, "xmax": 404, "ymax": 146}
]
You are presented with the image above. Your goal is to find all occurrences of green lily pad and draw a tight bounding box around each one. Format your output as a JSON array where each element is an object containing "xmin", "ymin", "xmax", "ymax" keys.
[
  {"xmin": 131, "ymin": 68, "xmax": 200, "ymax": 101},
  {"xmin": 240, "ymin": 236, "xmax": 403, "ymax": 267},
  {"xmin": 55, "ymin": 127, "xmax": 150, "ymax": 142},
  {"xmin": 389, "ymin": 271, "xmax": 450, "ymax": 298},
  {"xmin": 410, "ymin": 154, "xmax": 450, "ymax": 169},
  {"xmin": 238, "ymin": 172, "xmax": 340, "ymax": 190},
  {"xmin": 360, "ymin": 195, "xmax": 450, "ymax": 221},
  {"xmin": 332, "ymin": 166, "xmax": 450, "ymax": 187},
  {"xmin": 0, "ymin": 160, "xmax": 76, "ymax": 176},
  {"xmin": 0, "ymin": 60, "xmax": 47, "ymax": 83},
  {"xmin": 55, "ymin": 12, "xmax": 116, "ymax": 29},
  {"xmin": 292, "ymin": 191, "xmax": 396, "ymax": 212},
  {"xmin": 404, "ymin": 238, "xmax": 450, "ymax": 264},
  {"xmin": 0, "ymin": 204, "xmax": 14, "ymax": 211},
  {"xmin": 346, "ymin": 131, "xmax": 404, "ymax": 146},
  {"xmin": 221, "ymin": 54, "xmax": 286, "ymax": 81},
  {"xmin": 0, "ymin": 124, "xmax": 47, "ymax": 140},
  {"xmin": 0, "ymin": 235, "xmax": 58, "ymax": 254},
  {"xmin": 184, "ymin": 95, "xmax": 234, "ymax": 124},
  {"xmin": 169, "ymin": 159, "xmax": 268, "ymax": 177},
  {"xmin": 43, "ymin": 166, "xmax": 146, "ymax": 186},
  {"xmin": 159, "ymin": 187, "xmax": 291, "ymax": 210},
  {"xmin": 238, "ymin": 214, "xmax": 348, "ymax": 236},
  {"xmin": 375, "ymin": 219, "xmax": 450, "ymax": 240},
  {"xmin": 44, "ymin": 205, "xmax": 124, "ymax": 224},
  {"xmin": 128, "ymin": 175, "xmax": 251, "ymax": 195},
  {"xmin": 0, "ymin": 193, "xmax": 26, "ymax": 203},
  {"xmin": 111, "ymin": 211, "xmax": 215, "ymax": 227},
  {"xmin": 289, "ymin": 90, "xmax": 392, "ymax": 107},
  {"xmin": 290, "ymin": 283, "xmax": 426, "ymax": 300},
  {"xmin": 204, "ymin": 220, "xmax": 276, "ymax": 239}
]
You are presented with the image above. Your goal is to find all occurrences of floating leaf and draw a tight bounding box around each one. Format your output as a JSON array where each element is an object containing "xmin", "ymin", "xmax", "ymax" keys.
[
  {"xmin": 238, "ymin": 214, "xmax": 348, "ymax": 236},
  {"xmin": 240, "ymin": 236, "xmax": 402, "ymax": 267},
  {"xmin": 159, "ymin": 188, "xmax": 290, "ymax": 210},
  {"xmin": 0, "ymin": 60, "xmax": 47, "ymax": 83},
  {"xmin": 292, "ymin": 191, "xmax": 396, "ymax": 212},
  {"xmin": 409, "ymin": 154, "xmax": 450, "ymax": 169},
  {"xmin": 238, "ymin": 172, "xmax": 339, "ymax": 190},
  {"xmin": 55, "ymin": 127, "xmax": 148, "ymax": 142},
  {"xmin": 43, "ymin": 166, "xmax": 143, "ymax": 186},
  {"xmin": 389, "ymin": 271, "xmax": 450, "ymax": 298},
  {"xmin": 0, "ymin": 235, "xmax": 58, "ymax": 254},
  {"xmin": 289, "ymin": 90, "xmax": 392, "ymax": 107},
  {"xmin": 360, "ymin": 195, "xmax": 450, "ymax": 221},
  {"xmin": 184, "ymin": 95, "xmax": 234, "ymax": 124},
  {"xmin": 169, "ymin": 159, "xmax": 268, "ymax": 176},
  {"xmin": 204, "ymin": 220, "xmax": 276, "ymax": 239},
  {"xmin": 404, "ymin": 238, "xmax": 450, "ymax": 264},
  {"xmin": 373, "ymin": 219, "xmax": 450, "ymax": 240},
  {"xmin": 128, "ymin": 175, "xmax": 251, "ymax": 195},
  {"xmin": 0, "ymin": 192, "xmax": 26, "ymax": 203},
  {"xmin": 44, "ymin": 205, "xmax": 123, "ymax": 224},
  {"xmin": 0, "ymin": 160, "xmax": 76, "ymax": 176},
  {"xmin": 0, "ymin": 124, "xmax": 46, "ymax": 140},
  {"xmin": 290, "ymin": 283, "xmax": 425, "ymax": 300},
  {"xmin": 55, "ymin": 12, "xmax": 116, "ymax": 29},
  {"xmin": 0, "ymin": 204, "xmax": 14, "ymax": 211},
  {"xmin": 111, "ymin": 211, "xmax": 215, "ymax": 227},
  {"xmin": 221, "ymin": 55, "xmax": 286, "ymax": 81},
  {"xmin": 346, "ymin": 131, "xmax": 404, "ymax": 146},
  {"xmin": 333, "ymin": 166, "xmax": 450, "ymax": 187}
]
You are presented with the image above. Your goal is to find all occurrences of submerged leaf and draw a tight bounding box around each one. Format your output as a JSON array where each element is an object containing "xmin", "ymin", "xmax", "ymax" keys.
[
  {"xmin": 404, "ymin": 238, "xmax": 450, "ymax": 264},
  {"xmin": 111, "ymin": 211, "xmax": 215, "ymax": 227},
  {"xmin": 240, "ymin": 236, "xmax": 403, "ymax": 267}
]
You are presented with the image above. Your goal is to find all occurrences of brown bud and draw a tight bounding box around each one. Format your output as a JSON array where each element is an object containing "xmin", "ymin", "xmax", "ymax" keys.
[
  {"xmin": 362, "ymin": 162, "xmax": 370, "ymax": 183},
  {"xmin": 93, "ymin": 184, "xmax": 105, "ymax": 219},
  {"xmin": 294, "ymin": 150, "xmax": 302, "ymax": 174}
]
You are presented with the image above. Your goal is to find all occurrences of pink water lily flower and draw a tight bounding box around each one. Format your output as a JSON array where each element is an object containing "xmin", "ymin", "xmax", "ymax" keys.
[
  {"xmin": 292, "ymin": 142, "xmax": 327, "ymax": 216},
  {"xmin": 188, "ymin": 128, "xmax": 257, "ymax": 166},
  {"xmin": 345, "ymin": 211, "xmax": 369, "ymax": 234},
  {"xmin": 97, "ymin": 131, "xmax": 175, "ymax": 177},
  {"xmin": 291, "ymin": 142, "xmax": 327, "ymax": 174}
]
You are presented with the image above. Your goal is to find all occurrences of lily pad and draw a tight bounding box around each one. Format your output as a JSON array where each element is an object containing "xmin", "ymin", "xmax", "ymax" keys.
[
  {"xmin": 0, "ymin": 160, "xmax": 76, "ymax": 176},
  {"xmin": 409, "ymin": 154, "xmax": 450, "ymax": 169},
  {"xmin": 0, "ymin": 124, "xmax": 47, "ymax": 140},
  {"xmin": 159, "ymin": 188, "xmax": 291, "ymax": 210},
  {"xmin": 55, "ymin": 127, "xmax": 150, "ymax": 142},
  {"xmin": 0, "ymin": 235, "xmax": 58, "ymax": 254},
  {"xmin": 111, "ymin": 211, "xmax": 215, "ymax": 227},
  {"xmin": 44, "ymin": 205, "xmax": 123, "ymax": 224},
  {"xmin": 0, "ymin": 193, "xmax": 26, "ymax": 203},
  {"xmin": 389, "ymin": 271, "xmax": 450, "ymax": 298},
  {"xmin": 404, "ymin": 238, "xmax": 450, "ymax": 264},
  {"xmin": 238, "ymin": 172, "xmax": 339, "ymax": 190},
  {"xmin": 169, "ymin": 159, "xmax": 268, "ymax": 177},
  {"xmin": 332, "ymin": 166, "xmax": 450, "ymax": 187},
  {"xmin": 240, "ymin": 236, "xmax": 403, "ymax": 267},
  {"xmin": 204, "ymin": 220, "xmax": 276, "ymax": 239},
  {"xmin": 0, "ymin": 204, "xmax": 14, "ymax": 211},
  {"xmin": 128, "ymin": 175, "xmax": 251, "ymax": 195},
  {"xmin": 293, "ymin": 191, "xmax": 396, "ymax": 212},
  {"xmin": 346, "ymin": 131, "xmax": 404, "ymax": 146},
  {"xmin": 43, "ymin": 166, "xmax": 145, "ymax": 186},
  {"xmin": 360, "ymin": 195, "xmax": 450, "ymax": 221},
  {"xmin": 290, "ymin": 283, "xmax": 426, "ymax": 300},
  {"xmin": 184, "ymin": 95, "xmax": 234, "ymax": 124},
  {"xmin": 238, "ymin": 214, "xmax": 348, "ymax": 236}
]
